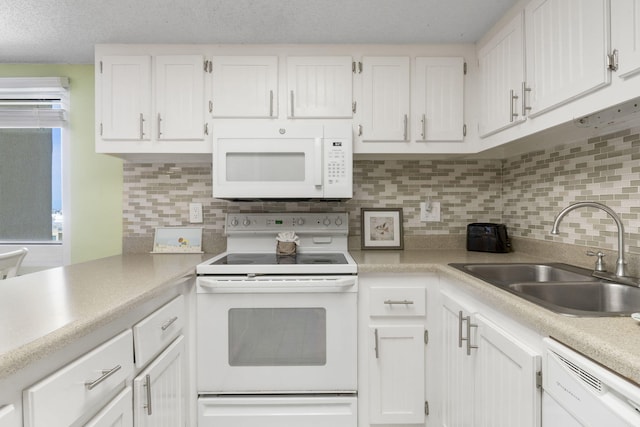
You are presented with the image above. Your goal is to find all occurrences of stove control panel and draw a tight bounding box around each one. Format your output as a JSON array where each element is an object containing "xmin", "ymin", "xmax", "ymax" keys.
[{"xmin": 226, "ymin": 213, "xmax": 349, "ymax": 233}]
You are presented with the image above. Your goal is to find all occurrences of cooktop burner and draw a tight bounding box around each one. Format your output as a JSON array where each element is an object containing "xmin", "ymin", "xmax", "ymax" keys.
[{"xmin": 211, "ymin": 253, "xmax": 349, "ymax": 266}]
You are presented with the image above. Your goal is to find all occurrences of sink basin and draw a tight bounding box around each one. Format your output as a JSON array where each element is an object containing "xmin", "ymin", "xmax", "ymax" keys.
[
  {"xmin": 450, "ymin": 263, "xmax": 597, "ymax": 286},
  {"xmin": 449, "ymin": 263, "xmax": 640, "ymax": 316},
  {"xmin": 507, "ymin": 281, "xmax": 640, "ymax": 316}
]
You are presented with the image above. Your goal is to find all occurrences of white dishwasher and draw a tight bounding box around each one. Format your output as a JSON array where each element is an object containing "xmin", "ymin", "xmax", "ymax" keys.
[{"xmin": 543, "ymin": 338, "xmax": 640, "ymax": 426}]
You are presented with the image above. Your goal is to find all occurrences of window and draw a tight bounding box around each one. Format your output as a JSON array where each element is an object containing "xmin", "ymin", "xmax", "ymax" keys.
[{"xmin": 0, "ymin": 78, "xmax": 69, "ymax": 266}]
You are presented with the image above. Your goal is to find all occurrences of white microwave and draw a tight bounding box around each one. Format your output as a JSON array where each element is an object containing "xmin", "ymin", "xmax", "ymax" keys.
[{"xmin": 212, "ymin": 122, "xmax": 352, "ymax": 200}]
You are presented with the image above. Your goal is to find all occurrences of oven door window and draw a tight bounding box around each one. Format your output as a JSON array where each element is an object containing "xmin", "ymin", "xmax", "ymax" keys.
[{"xmin": 228, "ymin": 308, "xmax": 326, "ymax": 366}]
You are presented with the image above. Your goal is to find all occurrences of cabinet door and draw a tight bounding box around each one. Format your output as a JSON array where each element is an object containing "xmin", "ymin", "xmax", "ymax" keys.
[
  {"xmin": 525, "ymin": 0, "xmax": 610, "ymax": 116},
  {"xmin": 414, "ymin": 57, "xmax": 464, "ymax": 141},
  {"xmin": 360, "ymin": 56, "xmax": 410, "ymax": 141},
  {"xmin": 85, "ymin": 387, "xmax": 133, "ymax": 427},
  {"xmin": 0, "ymin": 405, "xmax": 18, "ymax": 427},
  {"xmin": 134, "ymin": 335, "xmax": 186, "ymax": 427},
  {"xmin": 155, "ymin": 55, "xmax": 205, "ymax": 140},
  {"xmin": 368, "ymin": 325, "xmax": 425, "ymax": 424},
  {"xmin": 612, "ymin": 0, "xmax": 640, "ymax": 79},
  {"xmin": 211, "ymin": 56, "xmax": 278, "ymax": 117},
  {"xmin": 99, "ymin": 55, "xmax": 151, "ymax": 140},
  {"xmin": 440, "ymin": 292, "xmax": 476, "ymax": 427},
  {"xmin": 477, "ymin": 13, "xmax": 526, "ymax": 137},
  {"xmin": 474, "ymin": 314, "xmax": 541, "ymax": 427},
  {"xmin": 287, "ymin": 56, "xmax": 353, "ymax": 118}
]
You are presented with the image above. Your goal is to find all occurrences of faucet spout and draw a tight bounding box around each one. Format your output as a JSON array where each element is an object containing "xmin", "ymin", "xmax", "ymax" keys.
[{"xmin": 551, "ymin": 202, "xmax": 627, "ymax": 277}]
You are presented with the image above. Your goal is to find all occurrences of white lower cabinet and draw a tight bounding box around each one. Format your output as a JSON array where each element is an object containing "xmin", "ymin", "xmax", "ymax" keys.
[
  {"xmin": 359, "ymin": 273, "xmax": 431, "ymax": 426},
  {"xmin": 133, "ymin": 335, "xmax": 186, "ymax": 426},
  {"xmin": 23, "ymin": 330, "xmax": 134, "ymax": 427},
  {"xmin": 85, "ymin": 387, "xmax": 133, "ymax": 427},
  {"xmin": 0, "ymin": 405, "xmax": 18, "ymax": 427},
  {"xmin": 439, "ymin": 286, "xmax": 542, "ymax": 427}
]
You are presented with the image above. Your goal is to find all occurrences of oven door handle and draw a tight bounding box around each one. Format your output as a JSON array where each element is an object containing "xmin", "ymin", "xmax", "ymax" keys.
[{"xmin": 198, "ymin": 276, "xmax": 357, "ymax": 291}]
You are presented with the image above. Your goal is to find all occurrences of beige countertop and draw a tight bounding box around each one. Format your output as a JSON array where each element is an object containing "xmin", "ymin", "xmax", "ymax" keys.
[
  {"xmin": 0, "ymin": 253, "xmax": 209, "ymax": 379},
  {"xmin": 2, "ymin": 249, "xmax": 639, "ymax": 388},
  {"xmin": 351, "ymin": 249, "xmax": 640, "ymax": 385}
]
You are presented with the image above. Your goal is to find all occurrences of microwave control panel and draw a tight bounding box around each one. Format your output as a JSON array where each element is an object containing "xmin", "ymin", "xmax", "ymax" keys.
[{"xmin": 326, "ymin": 140, "xmax": 349, "ymax": 186}]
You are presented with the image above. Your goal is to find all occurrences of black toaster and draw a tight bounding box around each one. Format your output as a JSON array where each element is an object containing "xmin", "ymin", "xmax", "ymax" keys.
[{"xmin": 466, "ymin": 223, "xmax": 511, "ymax": 253}]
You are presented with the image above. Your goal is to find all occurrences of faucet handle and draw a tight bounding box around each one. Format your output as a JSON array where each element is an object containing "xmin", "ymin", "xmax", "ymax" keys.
[{"xmin": 586, "ymin": 251, "xmax": 606, "ymax": 272}]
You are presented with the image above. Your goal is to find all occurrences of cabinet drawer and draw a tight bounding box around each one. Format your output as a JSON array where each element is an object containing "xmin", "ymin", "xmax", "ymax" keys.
[
  {"xmin": 369, "ymin": 287, "xmax": 426, "ymax": 316},
  {"xmin": 23, "ymin": 330, "xmax": 134, "ymax": 427},
  {"xmin": 133, "ymin": 295, "xmax": 184, "ymax": 367}
]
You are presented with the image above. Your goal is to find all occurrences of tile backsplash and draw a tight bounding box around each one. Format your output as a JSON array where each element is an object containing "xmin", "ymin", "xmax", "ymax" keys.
[{"xmin": 123, "ymin": 125, "xmax": 640, "ymax": 258}]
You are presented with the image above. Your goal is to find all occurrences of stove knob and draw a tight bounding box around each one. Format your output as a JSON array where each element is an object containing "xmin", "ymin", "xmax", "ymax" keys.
[
  {"xmin": 296, "ymin": 218, "xmax": 305, "ymax": 226},
  {"xmin": 230, "ymin": 218, "xmax": 239, "ymax": 227},
  {"xmin": 323, "ymin": 217, "xmax": 331, "ymax": 226},
  {"xmin": 242, "ymin": 218, "xmax": 251, "ymax": 226},
  {"xmin": 335, "ymin": 217, "xmax": 343, "ymax": 226}
]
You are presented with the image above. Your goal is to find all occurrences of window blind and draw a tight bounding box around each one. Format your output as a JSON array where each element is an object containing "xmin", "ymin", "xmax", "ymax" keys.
[{"xmin": 0, "ymin": 77, "xmax": 69, "ymax": 128}]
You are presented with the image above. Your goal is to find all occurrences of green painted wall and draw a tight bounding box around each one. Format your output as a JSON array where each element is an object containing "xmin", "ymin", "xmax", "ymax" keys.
[{"xmin": 0, "ymin": 65, "xmax": 123, "ymax": 263}]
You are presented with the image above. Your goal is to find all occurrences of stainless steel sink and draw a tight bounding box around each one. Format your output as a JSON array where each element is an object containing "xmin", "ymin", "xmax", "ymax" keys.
[
  {"xmin": 456, "ymin": 263, "xmax": 597, "ymax": 286},
  {"xmin": 506, "ymin": 281, "xmax": 640, "ymax": 316},
  {"xmin": 449, "ymin": 262, "xmax": 640, "ymax": 316}
]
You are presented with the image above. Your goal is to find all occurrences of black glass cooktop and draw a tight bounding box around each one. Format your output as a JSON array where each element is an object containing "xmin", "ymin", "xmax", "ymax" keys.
[{"xmin": 212, "ymin": 253, "xmax": 348, "ymax": 265}]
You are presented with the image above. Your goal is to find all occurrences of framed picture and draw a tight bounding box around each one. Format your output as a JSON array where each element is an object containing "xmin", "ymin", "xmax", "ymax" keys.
[
  {"xmin": 361, "ymin": 208, "xmax": 404, "ymax": 250},
  {"xmin": 152, "ymin": 227, "xmax": 203, "ymax": 253}
]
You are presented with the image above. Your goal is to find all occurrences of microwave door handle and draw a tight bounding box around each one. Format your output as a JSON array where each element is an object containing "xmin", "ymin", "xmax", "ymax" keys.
[{"xmin": 314, "ymin": 138, "xmax": 323, "ymax": 187}]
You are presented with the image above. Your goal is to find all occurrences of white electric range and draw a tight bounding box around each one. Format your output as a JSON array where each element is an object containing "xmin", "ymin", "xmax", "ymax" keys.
[{"xmin": 196, "ymin": 213, "xmax": 358, "ymax": 427}]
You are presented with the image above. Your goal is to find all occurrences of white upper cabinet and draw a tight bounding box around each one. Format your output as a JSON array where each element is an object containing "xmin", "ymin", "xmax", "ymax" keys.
[
  {"xmin": 611, "ymin": 0, "xmax": 640, "ymax": 79},
  {"xmin": 525, "ymin": 0, "xmax": 610, "ymax": 116},
  {"xmin": 414, "ymin": 57, "xmax": 465, "ymax": 141},
  {"xmin": 96, "ymin": 52, "xmax": 210, "ymax": 155},
  {"xmin": 286, "ymin": 56, "xmax": 353, "ymax": 118},
  {"xmin": 155, "ymin": 55, "xmax": 206, "ymax": 140},
  {"xmin": 477, "ymin": 13, "xmax": 526, "ymax": 137},
  {"xmin": 211, "ymin": 56, "xmax": 278, "ymax": 118},
  {"xmin": 359, "ymin": 56, "xmax": 411, "ymax": 141},
  {"xmin": 99, "ymin": 55, "xmax": 152, "ymax": 140}
]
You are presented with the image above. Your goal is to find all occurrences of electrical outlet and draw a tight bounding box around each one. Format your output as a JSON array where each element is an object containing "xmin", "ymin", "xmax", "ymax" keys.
[
  {"xmin": 420, "ymin": 201, "xmax": 441, "ymax": 222},
  {"xmin": 189, "ymin": 202, "xmax": 203, "ymax": 223}
]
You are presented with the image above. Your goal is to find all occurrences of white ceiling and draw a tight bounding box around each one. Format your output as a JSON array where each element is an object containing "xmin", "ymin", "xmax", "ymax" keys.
[{"xmin": 1, "ymin": 0, "xmax": 519, "ymax": 64}]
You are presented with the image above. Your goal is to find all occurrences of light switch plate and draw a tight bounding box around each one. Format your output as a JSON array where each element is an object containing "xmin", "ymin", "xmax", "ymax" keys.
[
  {"xmin": 189, "ymin": 202, "xmax": 203, "ymax": 223},
  {"xmin": 420, "ymin": 201, "xmax": 441, "ymax": 222}
]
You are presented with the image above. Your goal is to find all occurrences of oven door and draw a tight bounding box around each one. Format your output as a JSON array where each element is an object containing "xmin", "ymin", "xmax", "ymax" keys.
[{"xmin": 196, "ymin": 275, "xmax": 357, "ymax": 393}]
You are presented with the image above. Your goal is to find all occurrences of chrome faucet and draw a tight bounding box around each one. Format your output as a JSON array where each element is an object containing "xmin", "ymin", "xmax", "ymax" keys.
[{"xmin": 550, "ymin": 202, "xmax": 628, "ymax": 277}]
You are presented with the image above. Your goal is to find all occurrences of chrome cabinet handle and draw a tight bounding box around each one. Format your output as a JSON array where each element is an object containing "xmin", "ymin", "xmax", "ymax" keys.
[
  {"xmin": 521, "ymin": 82, "xmax": 532, "ymax": 116},
  {"xmin": 269, "ymin": 90, "xmax": 274, "ymax": 117},
  {"xmin": 161, "ymin": 316, "xmax": 178, "ymax": 331},
  {"xmin": 374, "ymin": 328, "xmax": 379, "ymax": 359},
  {"xmin": 510, "ymin": 90, "xmax": 519, "ymax": 122},
  {"xmin": 466, "ymin": 317, "xmax": 478, "ymax": 356},
  {"xmin": 209, "ymin": 100, "xmax": 213, "ymax": 113},
  {"xmin": 157, "ymin": 113, "xmax": 162, "ymax": 139},
  {"xmin": 458, "ymin": 310, "xmax": 465, "ymax": 348},
  {"xmin": 384, "ymin": 299, "xmax": 414, "ymax": 305},
  {"xmin": 85, "ymin": 365, "xmax": 122, "ymax": 390},
  {"xmin": 290, "ymin": 90, "xmax": 295, "ymax": 117},
  {"xmin": 139, "ymin": 113, "xmax": 145, "ymax": 140},
  {"xmin": 421, "ymin": 114, "xmax": 426, "ymax": 139},
  {"xmin": 358, "ymin": 124, "xmax": 363, "ymax": 136},
  {"xmin": 403, "ymin": 114, "xmax": 408, "ymax": 140},
  {"xmin": 144, "ymin": 374, "xmax": 152, "ymax": 415}
]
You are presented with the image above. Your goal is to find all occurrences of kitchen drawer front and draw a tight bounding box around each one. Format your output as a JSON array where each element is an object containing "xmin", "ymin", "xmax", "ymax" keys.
[
  {"xmin": 133, "ymin": 295, "xmax": 184, "ymax": 367},
  {"xmin": 23, "ymin": 329, "xmax": 134, "ymax": 427},
  {"xmin": 369, "ymin": 287, "xmax": 426, "ymax": 317}
]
